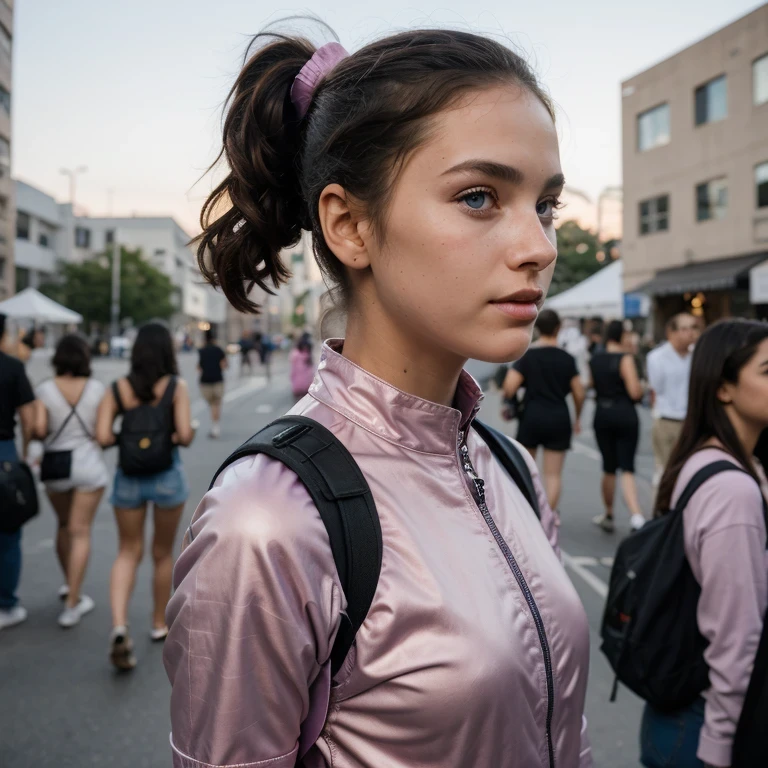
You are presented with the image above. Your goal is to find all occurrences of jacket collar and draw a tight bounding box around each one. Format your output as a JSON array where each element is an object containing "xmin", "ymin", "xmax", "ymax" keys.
[{"xmin": 309, "ymin": 340, "xmax": 484, "ymax": 456}]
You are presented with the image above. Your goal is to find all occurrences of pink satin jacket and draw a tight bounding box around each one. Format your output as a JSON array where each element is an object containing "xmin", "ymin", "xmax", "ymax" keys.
[{"xmin": 164, "ymin": 341, "xmax": 592, "ymax": 768}]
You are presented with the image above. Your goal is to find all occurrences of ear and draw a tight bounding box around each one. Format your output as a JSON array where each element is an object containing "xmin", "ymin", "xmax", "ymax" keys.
[
  {"xmin": 717, "ymin": 381, "xmax": 734, "ymax": 405},
  {"xmin": 317, "ymin": 183, "xmax": 372, "ymax": 271}
]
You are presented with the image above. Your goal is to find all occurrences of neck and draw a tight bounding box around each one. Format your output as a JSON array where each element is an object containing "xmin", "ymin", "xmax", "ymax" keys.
[
  {"xmin": 725, "ymin": 409, "xmax": 763, "ymax": 458},
  {"xmin": 538, "ymin": 335, "xmax": 558, "ymax": 346},
  {"xmin": 606, "ymin": 341, "xmax": 623, "ymax": 353},
  {"xmin": 342, "ymin": 300, "xmax": 465, "ymax": 408},
  {"xmin": 670, "ymin": 342, "xmax": 689, "ymax": 357}
]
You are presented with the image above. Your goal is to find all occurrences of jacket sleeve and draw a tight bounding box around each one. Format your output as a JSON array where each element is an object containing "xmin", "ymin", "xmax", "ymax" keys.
[
  {"xmin": 684, "ymin": 475, "xmax": 768, "ymax": 768},
  {"xmin": 163, "ymin": 454, "xmax": 344, "ymax": 768}
]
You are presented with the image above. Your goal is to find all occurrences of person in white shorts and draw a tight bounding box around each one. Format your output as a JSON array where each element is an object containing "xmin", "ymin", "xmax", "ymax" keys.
[{"xmin": 34, "ymin": 335, "xmax": 108, "ymax": 628}]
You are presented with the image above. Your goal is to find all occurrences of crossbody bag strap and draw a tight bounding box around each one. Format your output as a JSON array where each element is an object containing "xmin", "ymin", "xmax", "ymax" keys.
[
  {"xmin": 47, "ymin": 383, "xmax": 90, "ymax": 447},
  {"xmin": 111, "ymin": 381, "xmax": 125, "ymax": 414}
]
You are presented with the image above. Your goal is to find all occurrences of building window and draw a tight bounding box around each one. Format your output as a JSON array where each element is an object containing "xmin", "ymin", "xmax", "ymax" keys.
[
  {"xmin": 639, "ymin": 194, "xmax": 669, "ymax": 235},
  {"xmin": 16, "ymin": 211, "xmax": 29, "ymax": 240},
  {"xmin": 0, "ymin": 256, "xmax": 5, "ymax": 280},
  {"xmin": 696, "ymin": 178, "xmax": 728, "ymax": 221},
  {"xmin": 756, "ymin": 54, "xmax": 768, "ymax": 106},
  {"xmin": 39, "ymin": 232, "xmax": 49, "ymax": 247},
  {"xmin": 757, "ymin": 162, "xmax": 768, "ymax": 208},
  {"xmin": 75, "ymin": 226, "xmax": 91, "ymax": 249},
  {"xmin": 0, "ymin": 23, "xmax": 10, "ymax": 57},
  {"xmin": 637, "ymin": 103, "xmax": 670, "ymax": 151},
  {"xmin": 695, "ymin": 75, "xmax": 727, "ymax": 125},
  {"xmin": 0, "ymin": 86, "xmax": 9, "ymax": 117},
  {"xmin": 105, "ymin": 229, "xmax": 114, "ymax": 245},
  {"xmin": 0, "ymin": 136, "xmax": 9, "ymax": 177},
  {"xmin": 15, "ymin": 266, "xmax": 29, "ymax": 291}
]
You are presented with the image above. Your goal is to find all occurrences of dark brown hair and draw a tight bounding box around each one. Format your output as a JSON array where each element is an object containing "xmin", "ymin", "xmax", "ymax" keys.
[
  {"xmin": 52, "ymin": 334, "xmax": 92, "ymax": 377},
  {"xmin": 535, "ymin": 309, "xmax": 561, "ymax": 337},
  {"xmin": 656, "ymin": 319, "xmax": 768, "ymax": 514},
  {"xmin": 128, "ymin": 322, "xmax": 179, "ymax": 403},
  {"xmin": 195, "ymin": 27, "xmax": 554, "ymax": 314}
]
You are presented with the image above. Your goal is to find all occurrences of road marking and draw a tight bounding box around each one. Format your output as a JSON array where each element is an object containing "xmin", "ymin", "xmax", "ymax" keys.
[
  {"xmin": 567, "ymin": 555, "xmax": 599, "ymax": 567},
  {"xmin": 571, "ymin": 441, "xmax": 602, "ymax": 462},
  {"xmin": 562, "ymin": 551, "xmax": 609, "ymax": 598},
  {"xmin": 192, "ymin": 378, "xmax": 268, "ymax": 415}
]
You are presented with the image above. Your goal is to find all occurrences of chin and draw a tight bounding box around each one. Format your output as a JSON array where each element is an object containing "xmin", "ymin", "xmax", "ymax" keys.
[{"xmin": 467, "ymin": 324, "xmax": 535, "ymax": 364}]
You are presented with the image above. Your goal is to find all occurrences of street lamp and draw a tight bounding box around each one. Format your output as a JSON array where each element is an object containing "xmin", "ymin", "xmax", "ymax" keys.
[{"xmin": 60, "ymin": 166, "xmax": 88, "ymax": 214}]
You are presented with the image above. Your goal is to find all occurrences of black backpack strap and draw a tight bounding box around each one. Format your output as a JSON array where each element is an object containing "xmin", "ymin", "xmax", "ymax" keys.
[
  {"xmin": 207, "ymin": 415, "xmax": 382, "ymax": 678},
  {"xmin": 472, "ymin": 419, "xmax": 540, "ymax": 520},
  {"xmin": 159, "ymin": 376, "xmax": 177, "ymax": 408},
  {"xmin": 673, "ymin": 460, "xmax": 749, "ymax": 514},
  {"xmin": 111, "ymin": 381, "xmax": 125, "ymax": 414}
]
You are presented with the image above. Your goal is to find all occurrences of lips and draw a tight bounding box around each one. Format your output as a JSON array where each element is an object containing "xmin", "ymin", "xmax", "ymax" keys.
[{"xmin": 490, "ymin": 288, "xmax": 544, "ymax": 322}]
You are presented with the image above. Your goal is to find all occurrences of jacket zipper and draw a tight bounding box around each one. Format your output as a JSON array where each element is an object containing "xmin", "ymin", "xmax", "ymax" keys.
[{"xmin": 458, "ymin": 432, "xmax": 556, "ymax": 768}]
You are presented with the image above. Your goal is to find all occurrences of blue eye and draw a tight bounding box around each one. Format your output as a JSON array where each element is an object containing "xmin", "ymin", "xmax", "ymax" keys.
[{"xmin": 463, "ymin": 191, "xmax": 488, "ymax": 209}]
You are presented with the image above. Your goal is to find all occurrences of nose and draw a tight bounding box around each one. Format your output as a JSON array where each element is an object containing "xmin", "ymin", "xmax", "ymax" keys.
[{"xmin": 502, "ymin": 210, "xmax": 557, "ymax": 274}]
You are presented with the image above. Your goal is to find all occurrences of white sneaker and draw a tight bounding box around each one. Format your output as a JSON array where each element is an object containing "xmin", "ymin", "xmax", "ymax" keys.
[
  {"xmin": 58, "ymin": 595, "xmax": 95, "ymax": 628},
  {"xmin": 209, "ymin": 422, "xmax": 221, "ymax": 439},
  {"xmin": 150, "ymin": 625, "xmax": 169, "ymax": 642},
  {"xmin": 630, "ymin": 514, "xmax": 647, "ymax": 531},
  {"xmin": 0, "ymin": 605, "xmax": 28, "ymax": 630},
  {"xmin": 593, "ymin": 514, "xmax": 615, "ymax": 533},
  {"xmin": 58, "ymin": 584, "xmax": 69, "ymax": 601}
]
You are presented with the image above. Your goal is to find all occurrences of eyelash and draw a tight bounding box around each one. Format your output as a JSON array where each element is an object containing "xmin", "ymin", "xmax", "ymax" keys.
[{"xmin": 455, "ymin": 188, "xmax": 565, "ymax": 220}]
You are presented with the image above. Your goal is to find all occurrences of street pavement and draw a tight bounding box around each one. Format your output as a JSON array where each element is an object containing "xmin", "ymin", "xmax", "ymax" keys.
[{"xmin": 2, "ymin": 350, "xmax": 654, "ymax": 767}]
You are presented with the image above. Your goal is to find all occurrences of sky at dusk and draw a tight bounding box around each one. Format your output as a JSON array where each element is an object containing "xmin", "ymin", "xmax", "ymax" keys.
[{"xmin": 12, "ymin": 0, "xmax": 765, "ymax": 235}]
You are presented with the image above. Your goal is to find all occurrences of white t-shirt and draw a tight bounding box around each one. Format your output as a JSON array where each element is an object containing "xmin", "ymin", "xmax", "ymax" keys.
[{"xmin": 646, "ymin": 341, "xmax": 692, "ymax": 420}]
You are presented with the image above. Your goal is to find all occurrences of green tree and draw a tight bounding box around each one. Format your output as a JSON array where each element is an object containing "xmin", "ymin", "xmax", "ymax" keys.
[
  {"xmin": 40, "ymin": 247, "xmax": 175, "ymax": 330},
  {"xmin": 550, "ymin": 220, "xmax": 606, "ymax": 296}
]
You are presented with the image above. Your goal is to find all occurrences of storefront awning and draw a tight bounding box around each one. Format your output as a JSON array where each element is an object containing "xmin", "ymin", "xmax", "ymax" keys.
[{"xmin": 637, "ymin": 252, "xmax": 768, "ymax": 297}]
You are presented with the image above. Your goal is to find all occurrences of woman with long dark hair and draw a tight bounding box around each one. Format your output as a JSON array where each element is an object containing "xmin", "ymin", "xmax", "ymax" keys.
[
  {"xmin": 96, "ymin": 322, "xmax": 194, "ymax": 670},
  {"xmin": 163, "ymin": 24, "xmax": 592, "ymax": 768},
  {"xmin": 590, "ymin": 319, "xmax": 646, "ymax": 532},
  {"xmin": 33, "ymin": 334, "xmax": 108, "ymax": 627},
  {"xmin": 641, "ymin": 320, "xmax": 768, "ymax": 768}
]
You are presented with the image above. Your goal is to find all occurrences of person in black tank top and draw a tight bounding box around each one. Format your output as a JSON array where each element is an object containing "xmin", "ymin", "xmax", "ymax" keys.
[
  {"xmin": 504, "ymin": 310, "xmax": 585, "ymax": 514},
  {"xmin": 589, "ymin": 320, "xmax": 647, "ymax": 533}
]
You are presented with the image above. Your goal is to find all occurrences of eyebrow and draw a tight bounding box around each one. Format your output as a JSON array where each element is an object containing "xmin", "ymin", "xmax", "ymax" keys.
[{"xmin": 441, "ymin": 160, "xmax": 565, "ymax": 191}]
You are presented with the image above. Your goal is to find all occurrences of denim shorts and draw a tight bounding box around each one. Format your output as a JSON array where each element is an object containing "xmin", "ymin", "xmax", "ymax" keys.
[
  {"xmin": 640, "ymin": 698, "xmax": 705, "ymax": 768},
  {"xmin": 110, "ymin": 450, "xmax": 189, "ymax": 509}
]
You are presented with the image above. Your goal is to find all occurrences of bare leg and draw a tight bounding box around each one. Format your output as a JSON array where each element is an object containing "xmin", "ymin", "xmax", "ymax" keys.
[
  {"xmin": 620, "ymin": 472, "xmax": 645, "ymax": 519},
  {"xmin": 47, "ymin": 490, "xmax": 74, "ymax": 582},
  {"xmin": 210, "ymin": 402, "xmax": 221, "ymax": 423},
  {"xmin": 601, "ymin": 473, "xmax": 616, "ymax": 517},
  {"xmin": 542, "ymin": 450, "xmax": 566, "ymax": 512},
  {"xmin": 110, "ymin": 505, "xmax": 147, "ymax": 629},
  {"xmin": 526, "ymin": 446, "xmax": 538, "ymax": 461},
  {"xmin": 151, "ymin": 504, "xmax": 185, "ymax": 631},
  {"xmin": 64, "ymin": 488, "xmax": 104, "ymax": 608}
]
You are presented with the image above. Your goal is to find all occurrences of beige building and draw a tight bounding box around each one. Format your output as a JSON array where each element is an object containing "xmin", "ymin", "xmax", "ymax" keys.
[
  {"xmin": 0, "ymin": 1, "xmax": 12, "ymax": 300},
  {"xmin": 621, "ymin": 4, "xmax": 768, "ymax": 326}
]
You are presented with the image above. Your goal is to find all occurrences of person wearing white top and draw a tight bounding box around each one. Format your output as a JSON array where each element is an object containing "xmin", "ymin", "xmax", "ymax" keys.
[
  {"xmin": 646, "ymin": 313, "xmax": 697, "ymax": 479},
  {"xmin": 33, "ymin": 335, "xmax": 108, "ymax": 629}
]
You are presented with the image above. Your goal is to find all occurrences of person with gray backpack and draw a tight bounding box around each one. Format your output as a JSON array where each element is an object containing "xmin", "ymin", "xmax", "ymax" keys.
[
  {"xmin": 601, "ymin": 320, "xmax": 768, "ymax": 768},
  {"xmin": 96, "ymin": 322, "xmax": 194, "ymax": 670}
]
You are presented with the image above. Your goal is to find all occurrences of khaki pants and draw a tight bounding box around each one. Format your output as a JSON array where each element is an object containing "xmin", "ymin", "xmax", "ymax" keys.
[{"xmin": 652, "ymin": 418, "xmax": 683, "ymax": 473}]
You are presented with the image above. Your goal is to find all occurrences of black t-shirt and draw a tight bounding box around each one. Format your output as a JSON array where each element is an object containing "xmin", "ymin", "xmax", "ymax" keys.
[
  {"xmin": 513, "ymin": 346, "xmax": 578, "ymax": 407},
  {"xmin": 0, "ymin": 351, "xmax": 35, "ymax": 440},
  {"xmin": 589, "ymin": 352, "xmax": 634, "ymax": 404},
  {"xmin": 199, "ymin": 344, "xmax": 226, "ymax": 384}
]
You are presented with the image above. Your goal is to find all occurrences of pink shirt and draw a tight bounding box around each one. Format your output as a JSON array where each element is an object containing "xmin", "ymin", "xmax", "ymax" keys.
[
  {"xmin": 675, "ymin": 448, "xmax": 768, "ymax": 767},
  {"xmin": 164, "ymin": 340, "xmax": 592, "ymax": 767}
]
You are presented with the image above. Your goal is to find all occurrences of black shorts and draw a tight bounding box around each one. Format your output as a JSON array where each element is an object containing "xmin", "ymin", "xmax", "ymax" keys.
[
  {"xmin": 594, "ymin": 404, "xmax": 639, "ymax": 474},
  {"xmin": 516, "ymin": 403, "xmax": 572, "ymax": 452}
]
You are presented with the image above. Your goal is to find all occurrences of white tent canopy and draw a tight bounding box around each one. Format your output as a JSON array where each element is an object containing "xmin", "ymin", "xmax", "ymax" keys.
[
  {"xmin": 0, "ymin": 287, "xmax": 83, "ymax": 324},
  {"xmin": 546, "ymin": 260, "xmax": 649, "ymax": 318}
]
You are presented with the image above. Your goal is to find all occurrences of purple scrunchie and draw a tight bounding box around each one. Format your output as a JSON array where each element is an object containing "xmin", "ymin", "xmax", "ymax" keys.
[{"xmin": 290, "ymin": 42, "xmax": 349, "ymax": 119}]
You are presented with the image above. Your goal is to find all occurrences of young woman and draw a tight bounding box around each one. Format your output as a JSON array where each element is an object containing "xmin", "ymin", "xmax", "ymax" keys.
[
  {"xmin": 34, "ymin": 335, "xmax": 108, "ymax": 627},
  {"xmin": 590, "ymin": 319, "xmax": 646, "ymax": 532},
  {"xmin": 164, "ymin": 28, "xmax": 592, "ymax": 767},
  {"xmin": 289, "ymin": 332, "xmax": 315, "ymax": 399},
  {"xmin": 197, "ymin": 328, "xmax": 227, "ymax": 439},
  {"xmin": 96, "ymin": 322, "xmax": 193, "ymax": 670},
  {"xmin": 641, "ymin": 319, "xmax": 768, "ymax": 768},
  {"xmin": 504, "ymin": 308, "xmax": 585, "ymax": 513}
]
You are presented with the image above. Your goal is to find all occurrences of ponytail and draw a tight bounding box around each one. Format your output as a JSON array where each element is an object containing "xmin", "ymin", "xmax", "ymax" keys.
[{"xmin": 195, "ymin": 35, "xmax": 316, "ymax": 313}]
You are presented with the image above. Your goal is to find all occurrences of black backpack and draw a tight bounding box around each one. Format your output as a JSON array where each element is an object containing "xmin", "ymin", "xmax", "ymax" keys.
[
  {"xmin": 205, "ymin": 415, "xmax": 540, "ymax": 680},
  {"xmin": 113, "ymin": 377, "xmax": 177, "ymax": 477},
  {"xmin": 601, "ymin": 460, "xmax": 768, "ymax": 713}
]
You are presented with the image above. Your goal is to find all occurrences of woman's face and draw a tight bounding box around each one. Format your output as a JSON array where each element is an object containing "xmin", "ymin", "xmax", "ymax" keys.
[
  {"xmin": 724, "ymin": 338, "xmax": 768, "ymax": 429},
  {"xmin": 362, "ymin": 84, "xmax": 562, "ymax": 364}
]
